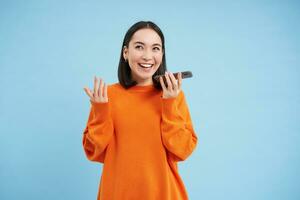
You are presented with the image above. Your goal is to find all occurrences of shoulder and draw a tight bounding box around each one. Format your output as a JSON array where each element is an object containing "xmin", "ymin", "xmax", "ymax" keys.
[
  {"xmin": 107, "ymin": 82, "xmax": 123, "ymax": 91},
  {"xmin": 106, "ymin": 82, "xmax": 125, "ymax": 97}
]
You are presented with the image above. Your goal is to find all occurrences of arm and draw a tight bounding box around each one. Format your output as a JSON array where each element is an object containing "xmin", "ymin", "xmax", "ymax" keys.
[
  {"xmin": 82, "ymin": 100, "xmax": 114, "ymax": 163},
  {"xmin": 161, "ymin": 90, "xmax": 198, "ymax": 162}
]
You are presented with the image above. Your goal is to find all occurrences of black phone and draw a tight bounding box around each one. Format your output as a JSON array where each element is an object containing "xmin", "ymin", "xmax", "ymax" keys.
[{"xmin": 154, "ymin": 71, "xmax": 193, "ymax": 85}]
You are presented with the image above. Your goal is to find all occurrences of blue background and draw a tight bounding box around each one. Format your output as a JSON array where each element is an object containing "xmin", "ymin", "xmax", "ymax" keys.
[{"xmin": 1, "ymin": 0, "xmax": 299, "ymax": 199}]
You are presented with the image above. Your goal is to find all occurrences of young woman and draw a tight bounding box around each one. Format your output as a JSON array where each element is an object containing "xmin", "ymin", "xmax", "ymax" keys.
[{"xmin": 82, "ymin": 21, "xmax": 198, "ymax": 200}]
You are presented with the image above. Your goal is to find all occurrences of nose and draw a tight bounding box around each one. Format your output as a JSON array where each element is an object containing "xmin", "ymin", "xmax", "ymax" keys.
[{"xmin": 142, "ymin": 49, "xmax": 152, "ymax": 61}]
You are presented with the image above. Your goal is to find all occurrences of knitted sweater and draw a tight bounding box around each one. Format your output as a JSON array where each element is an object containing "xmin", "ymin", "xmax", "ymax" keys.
[{"xmin": 82, "ymin": 83, "xmax": 198, "ymax": 200}]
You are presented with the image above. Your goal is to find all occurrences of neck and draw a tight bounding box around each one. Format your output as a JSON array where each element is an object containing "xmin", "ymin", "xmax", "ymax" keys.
[
  {"xmin": 132, "ymin": 74, "xmax": 153, "ymax": 86},
  {"xmin": 136, "ymin": 80, "xmax": 153, "ymax": 86}
]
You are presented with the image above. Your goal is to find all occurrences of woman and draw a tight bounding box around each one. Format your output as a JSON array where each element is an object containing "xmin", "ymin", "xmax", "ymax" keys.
[{"xmin": 82, "ymin": 21, "xmax": 198, "ymax": 200}]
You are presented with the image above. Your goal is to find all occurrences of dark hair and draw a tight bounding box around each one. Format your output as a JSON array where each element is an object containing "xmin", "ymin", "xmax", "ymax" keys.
[{"xmin": 118, "ymin": 21, "xmax": 167, "ymax": 90}]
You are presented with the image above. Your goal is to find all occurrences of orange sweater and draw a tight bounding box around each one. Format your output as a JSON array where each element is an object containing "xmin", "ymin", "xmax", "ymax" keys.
[{"xmin": 82, "ymin": 83, "xmax": 198, "ymax": 200}]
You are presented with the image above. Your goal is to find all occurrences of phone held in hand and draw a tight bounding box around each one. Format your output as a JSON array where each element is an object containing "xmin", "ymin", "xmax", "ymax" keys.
[{"xmin": 154, "ymin": 71, "xmax": 193, "ymax": 85}]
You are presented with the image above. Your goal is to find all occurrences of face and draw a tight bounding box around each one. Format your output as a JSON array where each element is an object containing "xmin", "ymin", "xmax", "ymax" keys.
[{"xmin": 123, "ymin": 28, "xmax": 163, "ymax": 86}]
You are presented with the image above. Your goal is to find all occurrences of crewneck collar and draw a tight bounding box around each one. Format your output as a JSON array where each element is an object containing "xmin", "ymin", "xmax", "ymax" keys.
[{"xmin": 127, "ymin": 84, "xmax": 157, "ymax": 92}]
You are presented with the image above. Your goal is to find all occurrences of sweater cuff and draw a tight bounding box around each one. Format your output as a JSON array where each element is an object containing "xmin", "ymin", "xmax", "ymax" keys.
[
  {"xmin": 90, "ymin": 100, "xmax": 110, "ymax": 123},
  {"xmin": 161, "ymin": 96, "xmax": 180, "ymax": 118}
]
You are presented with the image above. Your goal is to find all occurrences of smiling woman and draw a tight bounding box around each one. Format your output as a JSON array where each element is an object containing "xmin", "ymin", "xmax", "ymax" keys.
[
  {"xmin": 122, "ymin": 29, "xmax": 163, "ymax": 86},
  {"xmin": 82, "ymin": 21, "xmax": 198, "ymax": 200},
  {"xmin": 117, "ymin": 21, "xmax": 168, "ymax": 90}
]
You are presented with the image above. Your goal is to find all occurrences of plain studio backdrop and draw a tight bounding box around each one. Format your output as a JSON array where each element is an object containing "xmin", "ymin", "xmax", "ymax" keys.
[{"xmin": 0, "ymin": 0, "xmax": 299, "ymax": 199}]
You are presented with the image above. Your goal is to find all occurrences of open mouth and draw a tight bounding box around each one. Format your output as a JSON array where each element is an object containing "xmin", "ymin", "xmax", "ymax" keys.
[{"xmin": 138, "ymin": 63, "xmax": 153, "ymax": 68}]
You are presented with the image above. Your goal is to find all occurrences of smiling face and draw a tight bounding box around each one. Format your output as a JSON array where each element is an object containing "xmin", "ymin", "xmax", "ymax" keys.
[{"xmin": 123, "ymin": 28, "xmax": 164, "ymax": 86}]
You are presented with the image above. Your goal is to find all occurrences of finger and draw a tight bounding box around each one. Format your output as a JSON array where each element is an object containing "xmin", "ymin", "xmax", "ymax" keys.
[
  {"xmin": 169, "ymin": 72, "xmax": 178, "ymax": 89},
  {"xmin": 178, "ymin": 72, "xmax": 182, "ymax": 90},
  {"xmin": 160, "ymin": 76, "xmax": 167, "ymax": 91},
  {"xmin": 84, "ymin": 87, "xmax": 93, "ymax": 99},
  {"xmin": 165, "ymin": 72, "xmax": 172, "ymax": 90},
  {"xmin": 103, "ymin": 83, "xmax": 108, "ymax": 99},
  {"xmin": 99, "ymin": 78, "xmax": 104, "ymax": 97},
  {"xmin": 94, "ymin": 76, "xmax": 99, "ymax": 98}
]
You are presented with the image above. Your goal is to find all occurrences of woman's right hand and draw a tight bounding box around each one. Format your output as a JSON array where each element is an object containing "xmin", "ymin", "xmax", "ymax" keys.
[{"xmin": 83, "ymin": 76, "xmax": 108, "ymax": 103}]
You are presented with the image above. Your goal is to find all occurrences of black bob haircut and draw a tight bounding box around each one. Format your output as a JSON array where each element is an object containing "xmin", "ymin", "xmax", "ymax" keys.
[{"xmin": 118, "ymin": 21, "xmax": 167, "ymax": 90}]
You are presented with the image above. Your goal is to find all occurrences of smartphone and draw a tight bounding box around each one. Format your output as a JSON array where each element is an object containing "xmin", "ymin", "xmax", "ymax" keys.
[{"xmin": 154, "ymin": 71, "xmax": 193, "ymax": 85}]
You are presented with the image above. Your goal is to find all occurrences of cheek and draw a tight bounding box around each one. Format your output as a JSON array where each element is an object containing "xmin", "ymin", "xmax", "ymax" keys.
[
  {"xmin": 129, "ymin": 50, "xmax": 142, "ymax": 61},
  {"xmin": 154, "ymin": 54, "xmax": 163, "ymax": 63}
]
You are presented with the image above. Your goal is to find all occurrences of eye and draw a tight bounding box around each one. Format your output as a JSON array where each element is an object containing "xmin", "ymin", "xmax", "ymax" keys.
[
  {"xmin": 153, "ymin": 47, "xmax": 161, "ymax": 51},
  {"xmin": 135, "ymin": 45, "xmax": 143, "ymax": 50}
]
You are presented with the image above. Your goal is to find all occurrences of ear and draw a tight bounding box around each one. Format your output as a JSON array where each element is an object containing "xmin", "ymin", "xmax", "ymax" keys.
[{"xmin": 123, "ymin": 46, "xmax": 128, "ymax": 61}]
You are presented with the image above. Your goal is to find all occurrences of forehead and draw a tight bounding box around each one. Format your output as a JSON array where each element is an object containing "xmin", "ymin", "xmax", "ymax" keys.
[{"xmin": 130, "ymin": 28, "xmax": 162, "ymax": 45}]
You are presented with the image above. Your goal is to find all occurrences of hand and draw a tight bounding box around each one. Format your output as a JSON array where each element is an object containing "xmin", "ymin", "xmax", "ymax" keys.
[
  {"xmin": 160, "ymin": 71, "xmax": 182, "ymax": 99},
  {"xmin": 83, "ymin": 76, "xmax": 108, "ymax": 103}
]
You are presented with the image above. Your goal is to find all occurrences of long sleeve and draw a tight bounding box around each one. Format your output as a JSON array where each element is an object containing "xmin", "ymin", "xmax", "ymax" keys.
[
  {"xmin": 161, "ymin": 90, "xmax": 198, "ymax": 162},
  {"xmin": 82, "ymin": 100, "xmax": 114, "ymax": 163}
]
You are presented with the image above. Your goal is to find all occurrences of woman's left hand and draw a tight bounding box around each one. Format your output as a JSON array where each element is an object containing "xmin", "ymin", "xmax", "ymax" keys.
[{"xmin": 160, "ymin": 71, "xmax": 182, "ymax": 99}]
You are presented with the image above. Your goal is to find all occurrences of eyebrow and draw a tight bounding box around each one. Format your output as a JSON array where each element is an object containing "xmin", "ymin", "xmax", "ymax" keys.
[{"xmin": 133, "ymin": 41, "xmax": 162, "ymax": 47}]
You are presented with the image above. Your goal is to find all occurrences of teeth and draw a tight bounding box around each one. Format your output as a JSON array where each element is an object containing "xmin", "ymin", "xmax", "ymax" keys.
[{"xmin": 139, "ymin": 63, "xmax": 153, "ymax": 68}]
